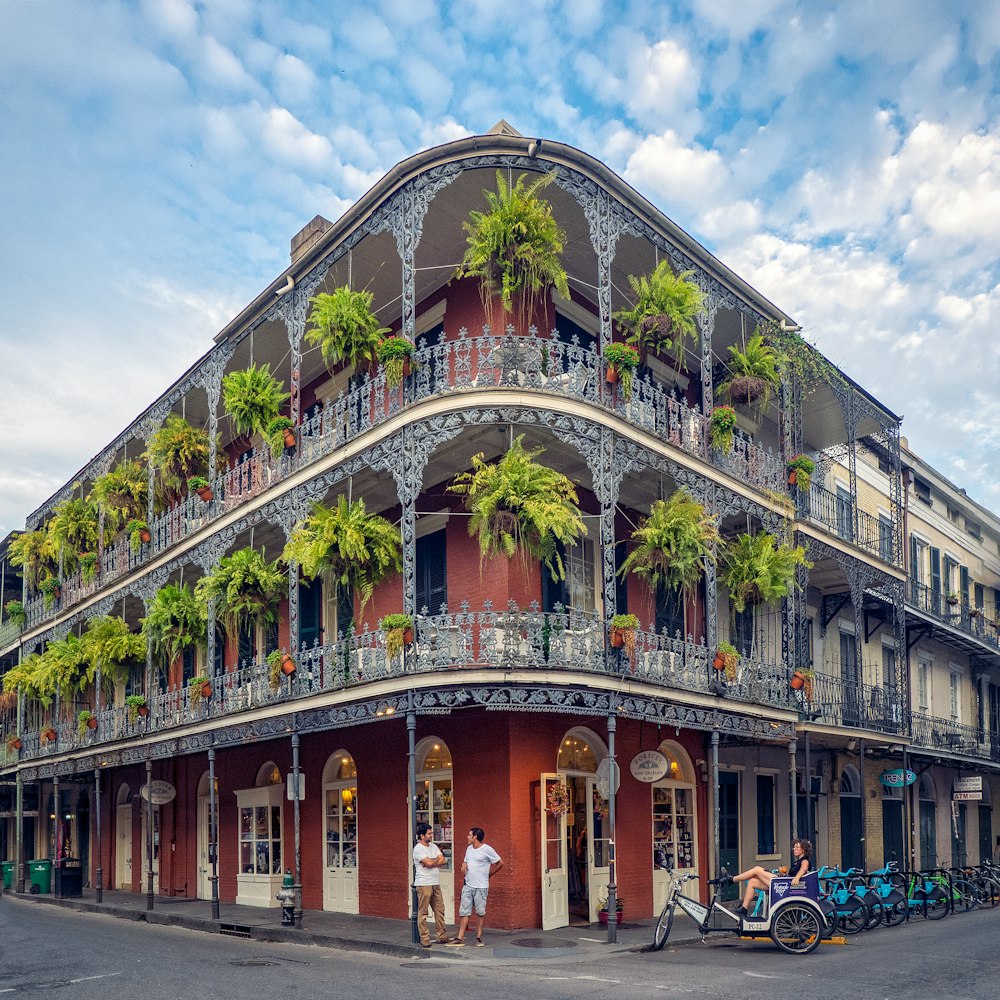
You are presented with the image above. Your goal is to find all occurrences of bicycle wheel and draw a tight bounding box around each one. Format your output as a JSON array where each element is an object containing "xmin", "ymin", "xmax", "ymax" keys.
[
  {"xmin": 976, "ymin": 873, "xmax": 1000, "ymax": 907},
  {"xmin": 879, "ymin": 888, "xmax": 908, "ymax": 927},
  {"xmin": 836, "ymin": 895, "xmax": 871, "ymax": 935},
  {"xmin": 952, "ymin": 877, "xmax": 981, "ymax": 912},
  {"xmin": 771, "ymin": 903, "xmax": 822, "ymax": 955},
  {"xmin": 651, "ymin": 901, "xmax": 675, "ymax": 951},
  {"xmin": 922, "ymin": 891, "xmax": 950, "ymax": 920}
]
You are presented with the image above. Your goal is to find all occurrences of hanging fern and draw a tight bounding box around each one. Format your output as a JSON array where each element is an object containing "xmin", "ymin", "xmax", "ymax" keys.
[
  {"xmin": 721, "ymin": 332, "xmax": 781, "ymax": 409},
  {"xmin": 48, "ymin": 497, "xmax": 100, "ymax": 575},
  {"xmin": 140, "ymin": 583, "xmax": 206, "ymax": 665},
  {"xmin": 720, "ymin": 531, "xmax": 812, "ymax": 613},
  {"xmin": 618, "ymin": 489, "xmax": 719, "ymax": 600},
  {"xmin": 306, "ymin": 286, "xmax": 390, "ymax": 373},
  {"xmin": 615, "ymin": 261, "xmax": 704, "ymax": 359},
  {"xmin": 80, "ymin": 615, "xmax": 146, "ymax": 692},
  {"xmin": 89, "ymin": 460, "xmax": 149, "ymax": 537},
  {"xmin": 447, "ymin": 435, "xmax": 585, "ymax": 581},
  {"xmin": 455, "ymin": 170, "xmax": 569, "ymax": 330},
  {"xmin": 194, "ymin": 548, "xmax": 285, "ymax": 641},
  {"xmin": 145, "ymin": 414, "xmax": 210, "ymax": 508},
  {"xmin": 282, "ymin": 496, "xmax": 401, "ymax": 610},
  {"xmin": 8, "ymin": 529, "xmax": 56, "ymax": 590},
  {"xmin": 222, "ymin": 363, "xmax": 291, "ymax": 439}
]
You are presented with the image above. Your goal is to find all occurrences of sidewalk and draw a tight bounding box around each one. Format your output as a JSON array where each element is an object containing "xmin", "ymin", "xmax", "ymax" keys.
[{"xmin": 0, "ymin": 887, "xmax": 704, "ymax": 962}]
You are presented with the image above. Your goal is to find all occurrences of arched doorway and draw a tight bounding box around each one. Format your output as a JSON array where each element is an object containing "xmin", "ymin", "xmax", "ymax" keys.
[
  {"xmin": 541, "ymin": 727, "xmax": 609, "ymax": 929},
  {"xmin": 839, "ymin": 764, "xmax": 862, "ymax": 870},
  {"xmin": 651, "ymin": 741, "xmax": 697, "ymax": 913},
  {"xmin": 918, "ymin": 773, "xmax": 937, "ymax": 868},
  {"xmin": 196, "ymin": 771, "xmax": 217, "ymax": 900},
  {"xmin": 115, "ymin": 784, "xmax": 132, "ymax": 889},
  {"xmin": 322, "ymin": 750, "xmax": 358, "ymax": 913},
  {"xmin": 977, "ymin": 780, "xmax": 993, "ymax": 864},
  {"xmin": 415, "ymin": 737, "xmax": 453, "ymax": 923},
  {"xmin": 234, "ymin": 761, "xmax": 283, "ymax": 907}
]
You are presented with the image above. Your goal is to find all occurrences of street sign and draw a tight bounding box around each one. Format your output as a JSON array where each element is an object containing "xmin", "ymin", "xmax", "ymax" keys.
[
  {"xmin": 953, "ymin": 791, "xmax": 983, "ymax": 801},
  {"xmin": 286, "ymin": 773, "xmax": 306, "ymax": 801},
  {"xmin": 596, "ymin": 757, "xmax": 621, "ymax": 799},
  {"xmin": 629, "ymin": 750, "xmax": 669, "ymax": 783},
  {"xmin": 879, "ymin": 769, "xmax": 916, "ymax": 788},
  {"xmin": 140, "ymin": 780, "xmax": 176, "ymax": 805}
]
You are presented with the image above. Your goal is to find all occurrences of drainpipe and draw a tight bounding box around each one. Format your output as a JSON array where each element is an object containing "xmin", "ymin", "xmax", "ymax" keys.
[
  {"xmin": 291, "ymin": 724, "xmax": 302, "ymax": 927},
  {"xmin": 803, "ymin": 731, "xmax": 812, "ymax": 847},
  {"xmin": 857, "ymin": 737, "xmax": 867, "ymax": 872}
]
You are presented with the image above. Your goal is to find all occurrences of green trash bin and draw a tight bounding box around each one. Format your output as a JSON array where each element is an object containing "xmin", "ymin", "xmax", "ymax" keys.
[
  {"xmin": 2, "ymin": 860, "xmax": 13, "ymax": 889},
  {"xmin": 28, "ymin": 859, "xmax": 53, "ymax": 894}
]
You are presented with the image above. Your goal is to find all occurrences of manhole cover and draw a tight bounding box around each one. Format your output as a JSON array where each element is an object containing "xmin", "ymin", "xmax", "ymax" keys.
[
  {"xmin": 509, "ymin": 937, "xmax": 577, "ymax": 949},
  {"xmin": 229, "ymin": 960, "xmax": 280, "ymax": 967}
]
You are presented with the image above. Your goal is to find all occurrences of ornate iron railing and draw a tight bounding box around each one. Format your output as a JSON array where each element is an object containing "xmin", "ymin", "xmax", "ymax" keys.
[
  {"xmin": 910, "ymin": 711, "xmax": 1000, "ymax": 761},
  {"xmin": 15, "ymin": 330, "xmax": 785, "ymax": 633},
  {"xmin": 9, "ymin": 603, "xmax": 802, "ymax": 762},
  {"xmin": 797, "ymin": 671, "xmax": 906, "ymax": 735},
  {"xmin": 801, "ymin": 481, "xmax": 892, "ymax": 563},
  {"xmin": 907, "ymin": 580, "xmax": 1000, "ymax": 651}
]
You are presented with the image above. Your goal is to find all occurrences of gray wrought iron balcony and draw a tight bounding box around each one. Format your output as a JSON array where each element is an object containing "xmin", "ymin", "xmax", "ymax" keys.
[
  {"xmin": 799, "ymin": 480, "xmax": 896, "ymax": 564},
  {"xmin": 11, "ymin": 603, "xmax": 801, "ymax": 762},
  {"xmin": 18, "ymin": 330, "xmax": 785, "ymax": 634},
  {"xmin": 910, "ymin": 711, "xmax": 1000, "ymax": 762},
  {"xmin": 907, "ymin": 580, "xmax": 1000, "ymax": 651},
  {"xmin": 795, "ymin": 670, "xmax": 906, "ymax": 735}
]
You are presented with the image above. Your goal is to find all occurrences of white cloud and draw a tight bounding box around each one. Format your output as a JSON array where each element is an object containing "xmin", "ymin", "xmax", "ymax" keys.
[
  {"xmin": 272, "ymin": 53, "xmax": 319, "ymax": 106},
  {"xmin": 624, "ymin": 131, "xmax": 729, "ymax": 216}
]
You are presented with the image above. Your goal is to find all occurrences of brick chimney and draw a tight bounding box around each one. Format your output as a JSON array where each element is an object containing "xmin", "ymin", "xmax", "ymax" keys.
[{"xmin": 291, "ymin": 215, "xmax": 333, "ymax": 264}]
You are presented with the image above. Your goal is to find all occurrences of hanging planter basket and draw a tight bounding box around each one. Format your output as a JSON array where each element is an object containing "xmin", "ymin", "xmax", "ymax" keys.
[
  {"xmin": 280, "ymin": 653, "xmax": 297, "ymax": 676},
  {"xmin": 727, "ymin": 375, "xmax": 766, "ymax": 404}
]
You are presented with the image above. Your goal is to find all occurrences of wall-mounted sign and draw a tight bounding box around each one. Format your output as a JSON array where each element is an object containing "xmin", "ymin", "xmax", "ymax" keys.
[
  {"xmin": 140, "ymin": 780, "xmax": 176, "ymax": 805},
  {"xmin": 879, "ymin": 769, "xmax": 916, "ymax": 788},
  {"xmin": 954, "ymin": 776, "xmax": 982, "ymax": 793},
  {"xmin": 286, "ymin": 773, "xmax": 306, "ymax": 801},
  {"xmin": 953, "ymin": 790, "xmax": 983, "ymax": 802},
  {"xmin": 630, "ymin": 750, "xmax": 669, "ymax": 783}
]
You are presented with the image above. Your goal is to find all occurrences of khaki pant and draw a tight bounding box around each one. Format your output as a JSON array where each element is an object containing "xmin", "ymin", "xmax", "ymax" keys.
[{"xmin": 416, "ymin": 884, "xmax": 448, "ymax": 944}]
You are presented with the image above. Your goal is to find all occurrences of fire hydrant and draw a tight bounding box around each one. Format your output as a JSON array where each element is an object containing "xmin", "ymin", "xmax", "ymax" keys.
[{"xmin": 276, "ymin": 869, "xmax": 296, "ymax": 926}]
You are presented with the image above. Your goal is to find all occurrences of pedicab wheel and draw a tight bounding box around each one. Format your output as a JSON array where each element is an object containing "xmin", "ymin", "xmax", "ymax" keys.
[
  {"xmin": 651, "ymin": 902, "xmax": 675, "ymax": 951},
  {"xmin": 770, "ymin": 903, "xmax": 822, "ymax": 955}
]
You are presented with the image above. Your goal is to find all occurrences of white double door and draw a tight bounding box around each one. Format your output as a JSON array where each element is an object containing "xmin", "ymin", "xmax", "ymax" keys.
[
  {"xmin": 540, "ymin": 773, "xmax": 609, "ymax": 929},
  {"xmin": 115, "ymin": 804, "xmax": 132, "ymax": 890},
  {"xmin": 323, "ymin": 779, "xmax": 359, "ymax": 913}
]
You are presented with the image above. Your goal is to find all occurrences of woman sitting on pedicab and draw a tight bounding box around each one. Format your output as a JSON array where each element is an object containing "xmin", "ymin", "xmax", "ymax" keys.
[{"xmin": 730, "ymin": 838, "xmax": 812, "ymax": 916}]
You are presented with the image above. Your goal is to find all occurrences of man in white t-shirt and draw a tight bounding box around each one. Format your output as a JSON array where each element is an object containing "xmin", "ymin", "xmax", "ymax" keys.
[
  {"xmin": 446, "ymin": 827, "xmax": 502, "ymax": 947},
  {"xmin": 412, "ymin": 822, "xmax": 449, "ymax": 947}
]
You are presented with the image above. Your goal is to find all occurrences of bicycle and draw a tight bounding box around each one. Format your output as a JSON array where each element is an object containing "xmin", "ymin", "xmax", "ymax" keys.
[
  {"xmin": 865, "ymin": 861, "xmax": 908, "ymax": 927},
  {"xmin": 651, "ymin": 869, "xmax": 823, "ymax": 955},
  {"xmin": 904, "ymin": 868, "xmax": 951, "ymax": 919},
  {"xmin": 817, "ymin": 865, "xmax": 873, "ymax": 934}
]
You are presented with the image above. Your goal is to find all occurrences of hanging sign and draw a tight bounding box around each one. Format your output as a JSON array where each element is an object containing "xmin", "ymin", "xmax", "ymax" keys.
[
  {"xmin": 596, "ymin": 757, "xmax": 621, "ymax": 799},
  {"xmin": 879, "ymin": 769, "xmax": 916, "ymax": 788},
  {"xmin": 630, "ymin": 750, "xmax": 670, "ymax": 783},
  {"xmin": 140, "ymin": 780, "xmax": 176, "ymax": 805},
  {"xmin": 953, "ymin": 791, "xmax": 983, "ymax": 801},
  {"xmin": 286, "ymin": 774, "xmax": 306, "ymax": 801}
]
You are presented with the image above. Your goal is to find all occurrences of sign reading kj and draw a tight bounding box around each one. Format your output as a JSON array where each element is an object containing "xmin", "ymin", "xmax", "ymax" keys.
[
  {"xmin": 879, "ymin": 769, "xmax": 916, "ymax": 788},
  {"xmin": 629, "ymin": 750, "xmax": 670, "ymax": 783},
  {"xmin": 140, "ymin": 780, "xmax": 176, "ymax": 805}
]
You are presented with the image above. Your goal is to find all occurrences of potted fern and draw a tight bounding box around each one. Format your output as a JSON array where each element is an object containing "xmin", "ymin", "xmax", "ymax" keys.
[
  {"xmin": 447, "ymin": 435, "xmax": 586, "ymax": 581},
  {"xmin": 266, "ymin": 416, "xmax": 296, "ymax": 456},
  {"xmin": 126, "ymin": 694, "xmax": 149, "ymax": 723},
  {"xmin": 38, "ymin": 576, "xmax": 61, "ymax": 607},
  {"xmin": 77, "ymin": 710, "xmax": 97, "ymax": 736},
  {"xmin": 189, "ymin": 675, "xmax": 212, "ymax": 706},
  {"xmin": 376, "ymin": 336, "xmax": 415, "ymax": 389},
  {"xmin": 714, "ymin": 641, "xmax": 740, "ymax": 680},
  {"xmin": 790, "ymin": 666, "xmax": 815, "ymax": 700},
  {"xmin": 146, "ymin": 414, "xmax": 211, "ymax": 509},
  {"xmin": 787, "ymin": 454, "xmax": 815, "ymax": 491},
  {"xmin": 267, "ymin": 648, "xmax": 296, "ymax": 691},
  {"xmin": 306, "ymin": 285, "xmax": 390, "ymax": 374},
  {"xmin": 609, "ymin": 613, "xmax": 640, "ymax": 660},
  {"xmin": 454, "ymin": 170, "xmax": 569, "ymax": 330},
  {"xmin": 709, "ymin": 406, "xmax": 738, "ymax": 454},
  {"xmin": 140, "ymin": 583, "xmax": 206, "ymax": 672},
  {"xmin": 4, "ymin": 600, "xmax": 26, "ymax": 630},
  {"xmin": 721, "ymin": 531, "xmax": 811, "ymax": 614},
  {"xmin": 380, "ymin": 613, "xmax": 414, "ymax": 659},
  {"xmin": 194, "ymin": 547, "xmax": 285, "ymax": 646},
  {"xmin": 615, "ymin": 261, "xmax": 704, "ymax": 361},
  {"xmin": 6, "ymin": 734, "xmax": 22, "ymax": 752},
  {"xmin": 721, "ymin": 332, "xmax": 780, "ymax": 408},
  {"xmin": 127, "ymin": 519, "xmax": 151, "ymax": 553},
  {"xmin": 188, "ymin": 476, "xmax": 213, "ymax": 503},
  {"xmin": 603, "ymin": 342, "xmax": 640, "ymax": 400}
]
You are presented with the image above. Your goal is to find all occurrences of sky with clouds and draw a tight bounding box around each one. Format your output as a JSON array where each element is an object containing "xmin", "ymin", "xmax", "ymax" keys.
[{"xmin": 1, "ymin": 0, "xmax": 999, "ymax": 536}]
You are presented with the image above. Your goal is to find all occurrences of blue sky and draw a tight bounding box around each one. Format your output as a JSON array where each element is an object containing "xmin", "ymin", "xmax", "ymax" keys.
[{"xmin": 2, "ymin": 0, "xmax": 999, "ymax": 535}]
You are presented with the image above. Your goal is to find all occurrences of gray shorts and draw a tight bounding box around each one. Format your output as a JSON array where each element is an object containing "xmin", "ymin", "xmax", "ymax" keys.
[{"xmin": 459, "ymin": 883, "xmax": 489, "ymax": 917}]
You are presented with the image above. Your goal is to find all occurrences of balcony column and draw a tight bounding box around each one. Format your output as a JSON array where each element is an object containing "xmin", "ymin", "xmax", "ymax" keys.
[
  {"xmin": 94, "ymin": 765, "xmax": 103, "ymax": 903},
  {"xmin": 201, "ymin": 344, "xmax": 237, "ymax": 492},
  {"xmin": 697, "ymin": 281, "xmax": 720, "ymax": 416},
  {"xmin": 846, "ymin": 386, "xmax": 860, "ymax": 542}
]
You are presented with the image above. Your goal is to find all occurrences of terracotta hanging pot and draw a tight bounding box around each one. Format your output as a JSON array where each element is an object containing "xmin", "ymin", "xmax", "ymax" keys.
[
  {"xmin": 86, "ymin": 715, "xmax": 98, "ymax": 730},
  {"xmin": 201, "ymin": 682, "xmax": 213, "ymax": 699},
  {"xmin": 606, "ymin": 366, "xmax": 619, "ymax": 385},
  {"xmin": 139, "ymin": 528, "xmax": 152, "ymax": 543},
  {"xmin": 280, "ymin": 654, "xmax": 296, "ymax": 676},
  {"xmin": 713, "ymin": 654, "xmax": 726, "ymax": 670},
  {"xmin": 137, "ymin": 704, "xmax": 150, "ymax": 718},
  {"xmin": 402, "ymin": 627, "xmax": 414, "ymax": 645},
  {"xmin": 283, "ymin": 428, "xmax": 297, "ymax": 448},
  {"xmin": 790, "ymin": 671, "xmax": 807, "ymax": 691},
  {"xmin": 610, "ymin": 628, "xmax": 624, "ymax": 648},
  {"xmin": 196, "ymin": 485, "xmax": 214, "ymax": 503}
]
